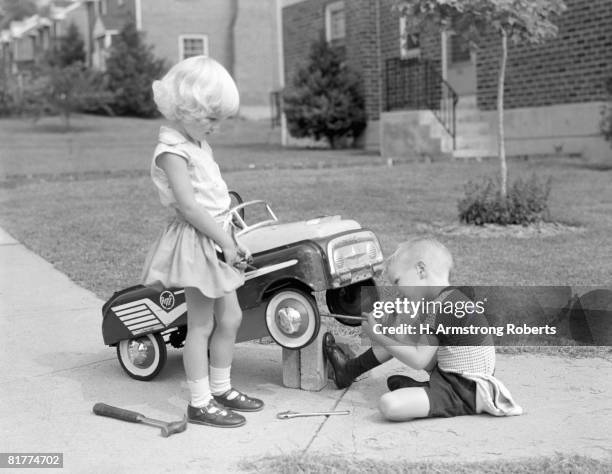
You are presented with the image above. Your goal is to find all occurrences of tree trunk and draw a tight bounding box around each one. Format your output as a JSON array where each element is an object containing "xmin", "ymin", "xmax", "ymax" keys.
[
  {"xmin": 227, "ymin": 0, "xmax": 238, "ymax": 76},
  {"xmin": 498, "ymin": 30, "xmax": 508, "ymax": 199},
  {"xmin": 328, "ymin": 135, "xmax": 336, "ymax": 149},
  {"xmin": 63, "ymin": 110, "xmax": 71, "ymax": 132}
]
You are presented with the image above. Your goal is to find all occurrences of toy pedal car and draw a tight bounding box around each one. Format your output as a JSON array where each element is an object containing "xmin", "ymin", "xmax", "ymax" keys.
[{"xmin": 101, "ymin": 193, "xmax": 384, "ymax": 380}]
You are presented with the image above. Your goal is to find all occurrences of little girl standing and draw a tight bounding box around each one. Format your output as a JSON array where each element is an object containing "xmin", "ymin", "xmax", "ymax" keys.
[{"xmin": 141, "ymin": 56, "xmax": 263, "ymax": 428}]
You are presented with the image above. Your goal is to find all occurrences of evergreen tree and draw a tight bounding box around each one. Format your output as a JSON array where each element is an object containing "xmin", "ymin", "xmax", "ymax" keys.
[
  {"xmin": 47, "ymin": 22, "xmax": 86, "ymax": 68},
  {"xmin": 283, "ymin": 39, "xmax": 366, "ymax": 148},
  {"xmin": 105, "ymin": 22, "xmax": 166, "ymax": 117}
]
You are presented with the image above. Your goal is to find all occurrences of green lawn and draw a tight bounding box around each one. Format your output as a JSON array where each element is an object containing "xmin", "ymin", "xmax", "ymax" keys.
[
  {"xmin": 1, "ymin": 157, "xmax": 611, "ymax": 299},
  {"xmin": 0, "ymin": 114, "xmax": 381, "ymax": 179}
]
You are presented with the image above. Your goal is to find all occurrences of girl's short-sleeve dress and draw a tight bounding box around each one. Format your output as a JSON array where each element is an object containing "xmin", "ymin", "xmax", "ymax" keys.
[{"xmin": 140, "ymin": 126, "xmax": 244, "ymax": 298}]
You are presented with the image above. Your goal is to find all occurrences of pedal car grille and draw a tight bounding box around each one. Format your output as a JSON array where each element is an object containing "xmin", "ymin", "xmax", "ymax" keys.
[{"xmin": 327, "ymin": 231, "xmax": 384, "ymax": 286}]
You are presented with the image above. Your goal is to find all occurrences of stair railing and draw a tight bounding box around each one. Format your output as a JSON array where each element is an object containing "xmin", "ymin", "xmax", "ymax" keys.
[{"xmin": 385, "ymin": 57, "xmax": 459, "ymax": 150}]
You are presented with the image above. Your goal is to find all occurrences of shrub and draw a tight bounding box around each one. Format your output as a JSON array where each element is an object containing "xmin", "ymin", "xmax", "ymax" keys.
[
  {"xmin": 283, "ymin": 38, "xmax": 366, "ymax": 149},
  {"xmin": 601, "ymin": 78, "xmax": 612, "ymax": 146},
  {"xmin": 105, "ymin": 22, "xmax": 166, "ymax": 117},
  {"xmin": 458, "ymin": 174, "xmax": 552, "ymax": 225}
]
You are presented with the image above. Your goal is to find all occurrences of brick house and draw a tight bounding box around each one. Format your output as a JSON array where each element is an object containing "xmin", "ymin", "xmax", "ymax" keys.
[
  {"xmin": 0, "ymin": 15, "xmax": 54, "ymax": 73},
  {"xmin": 0, "ymin": 1, "xmax": 95, "ymax": 74},
  {"xmin": 1, "ymin": 0, "xmax": 284, "ymax": 120},
  {"xmin": 282, "ymin": 0, "xmax": 612, "ymax": 159}
]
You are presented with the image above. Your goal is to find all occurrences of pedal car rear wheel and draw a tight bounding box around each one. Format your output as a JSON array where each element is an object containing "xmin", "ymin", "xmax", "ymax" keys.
[
  {"xmin": 116, "ymin": 333, "xmax": 167, "ymax": 381},
  {"xmin": 265, "ymin": 289, "xmax": 320, "ymax": 349}
]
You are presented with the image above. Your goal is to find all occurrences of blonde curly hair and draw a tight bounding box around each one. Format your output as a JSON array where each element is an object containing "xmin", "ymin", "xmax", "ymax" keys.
[{"xmin": 152, "ymin": 56, "xmax": 239, "ymax": 123}]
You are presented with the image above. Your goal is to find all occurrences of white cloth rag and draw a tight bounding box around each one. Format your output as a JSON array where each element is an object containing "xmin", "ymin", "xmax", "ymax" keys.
[{"xmin": 461, "ymin": 372, "xmax": 524, "ymax": 416}]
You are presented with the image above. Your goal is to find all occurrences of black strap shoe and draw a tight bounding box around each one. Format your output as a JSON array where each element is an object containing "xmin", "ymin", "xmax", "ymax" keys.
[
  {"xmin": 213, "ymin": 388, "xmax": 264, "ymax": 412},
  {"xmin": 187, "ymin": 399, "xmax": 246, "ymax": 428},
  {"xmin": 323, "ymin": 332, "xmax": 353, "ymax": 389}
]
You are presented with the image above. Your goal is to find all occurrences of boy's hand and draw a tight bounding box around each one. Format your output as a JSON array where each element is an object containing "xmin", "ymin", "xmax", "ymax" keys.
[{"xmin": 361, "ymin": 311, "xmax": 378, "ymax": 341}]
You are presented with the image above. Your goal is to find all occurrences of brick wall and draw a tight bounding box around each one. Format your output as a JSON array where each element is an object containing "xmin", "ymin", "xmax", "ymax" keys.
[
  {"xmin": 283, "ymin": 0, "xmax": 611, "ymax": 117},
  {"xmin": 282, "ymin": 0, "xmax": 327, "ymax": 89},
  {"xmin": 477, "ymin": 0, "xmax": 612, "ymax": 110},
  {"xmin": 141, "ymin": 0, "xmax": 234, "ymax": 68},
  {"xmin": 234, "ymin": 0, "xmax": 282, "ymax": 112},
  {"xmin": 344, "ymin": 0, "xmax": 380, "ymax": 119}
]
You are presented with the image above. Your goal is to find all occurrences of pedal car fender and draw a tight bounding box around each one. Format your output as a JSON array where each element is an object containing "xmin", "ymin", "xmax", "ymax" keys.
[{"xmin": 102, "ymin": 285, "xmax": 186, "ymax": 346}]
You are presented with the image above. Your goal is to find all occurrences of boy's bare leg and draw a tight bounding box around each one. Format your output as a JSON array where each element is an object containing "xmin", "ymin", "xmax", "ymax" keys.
[{"xmin": 378, "ymin": 387, "xmax": 430, "ymax": 421}]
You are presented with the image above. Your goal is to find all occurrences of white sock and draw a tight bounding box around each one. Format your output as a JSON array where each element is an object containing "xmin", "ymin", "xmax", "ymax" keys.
[
  {"xmin": 187, "ymin": 377, "xmax": 212, "ymax": 408},
  {"xmin": 209, "ymin": 366, "xmax": 232, "ymax": 396}
]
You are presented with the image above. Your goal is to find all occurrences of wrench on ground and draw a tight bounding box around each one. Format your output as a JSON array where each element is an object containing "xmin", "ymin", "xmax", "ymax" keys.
[{"xmin": 277, "ymin": 410, "xmax": 350, "ymax": 419}]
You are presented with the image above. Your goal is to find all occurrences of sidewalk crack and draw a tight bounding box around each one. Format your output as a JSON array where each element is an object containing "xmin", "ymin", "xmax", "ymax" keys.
[{"xmin": 302, "ymin": 387, "xmax": 349, "ymax": 454}]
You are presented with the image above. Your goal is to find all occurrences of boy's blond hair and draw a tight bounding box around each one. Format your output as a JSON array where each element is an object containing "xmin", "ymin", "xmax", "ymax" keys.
[{"xmin": 386, "ymin": 237, "xmax": 454, "ymax": 279}]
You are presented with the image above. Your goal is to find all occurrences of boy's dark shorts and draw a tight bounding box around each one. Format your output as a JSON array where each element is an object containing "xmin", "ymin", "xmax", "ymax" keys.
[{"xmin": 424, "ymin": 366, "xmax": 478, "ymax": 418}]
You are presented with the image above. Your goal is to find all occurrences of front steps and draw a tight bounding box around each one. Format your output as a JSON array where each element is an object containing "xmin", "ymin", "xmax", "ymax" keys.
[
  {"xmin": 451, "ymin": 96, "xmax": 497, "ymax": 160},
  {"xmin": 380, "ymin": 95, "xmax": 498, "ymax": 161}
]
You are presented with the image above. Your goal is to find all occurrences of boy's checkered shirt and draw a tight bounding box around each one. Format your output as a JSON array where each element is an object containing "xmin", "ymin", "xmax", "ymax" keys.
[{"xmin": 425, "ymin": 287, "xmax": 496, "ymax": 375}]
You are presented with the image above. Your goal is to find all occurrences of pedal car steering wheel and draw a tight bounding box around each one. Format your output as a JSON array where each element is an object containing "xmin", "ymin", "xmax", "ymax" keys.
[{"xmin": 229, "ymin": 191, "xmax": 245, "ymax": 221}]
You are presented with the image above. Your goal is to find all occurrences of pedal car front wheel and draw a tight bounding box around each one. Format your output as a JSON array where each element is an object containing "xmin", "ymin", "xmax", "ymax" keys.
[
  {"xmin": 265, "ymin": 289, "xmax": 320, "ymax": 349},
  {"xmin": 116, "ymin": 333, "xmax": 167, "ymax": 381}
]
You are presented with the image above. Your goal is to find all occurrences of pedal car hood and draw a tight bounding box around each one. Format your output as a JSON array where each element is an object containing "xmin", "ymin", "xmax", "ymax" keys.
[{"xmin": 238, "ymin": 215, "xmax": 361, "ymax": 254}]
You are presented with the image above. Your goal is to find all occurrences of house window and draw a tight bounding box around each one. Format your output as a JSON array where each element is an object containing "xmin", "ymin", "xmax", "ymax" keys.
[
  {"xmin": 325, "ymin": 1, "xmax": 345, "ymax": 42},
  {"xmin": 399, "ymin": 17, "xmax": 420, "ymax": 59},
  {"xmin": 179, "ymin": 35, "xmax": 208, "ymax": 60},
  {"xmin": 449, "ymin": 32, "xmax": 471, "ymax": 64}
]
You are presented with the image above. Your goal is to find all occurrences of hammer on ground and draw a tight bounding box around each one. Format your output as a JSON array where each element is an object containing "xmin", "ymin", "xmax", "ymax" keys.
[{"xmin": 93, "ymin": 403, "xmax": 187, "ymax": 437}]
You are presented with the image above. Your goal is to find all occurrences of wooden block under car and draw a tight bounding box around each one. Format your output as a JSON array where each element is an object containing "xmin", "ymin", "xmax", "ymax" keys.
[{"xmin": 281, "ymin": 326, "xmax": 332, "ymax": 391}]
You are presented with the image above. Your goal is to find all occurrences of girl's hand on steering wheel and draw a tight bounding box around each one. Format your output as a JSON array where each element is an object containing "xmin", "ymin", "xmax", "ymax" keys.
[
  {"xmin": 221, "ymin": 243, "xmax": 240, "ymax": 267},
  {"xmin": 237, "ymin": 242, "xmax": 252, "ymax": 263}
]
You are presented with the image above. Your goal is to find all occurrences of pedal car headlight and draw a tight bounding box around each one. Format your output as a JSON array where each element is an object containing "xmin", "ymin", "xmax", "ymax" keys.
[{"xmin": 327, "ymin": 231, "xmax": 384, "ymax": 283}]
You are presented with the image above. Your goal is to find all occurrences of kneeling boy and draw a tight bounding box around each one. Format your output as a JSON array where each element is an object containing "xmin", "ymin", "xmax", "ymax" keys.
[{"xmin": 324, "ymin": 238, "xmax": 521, "ymax": 421}]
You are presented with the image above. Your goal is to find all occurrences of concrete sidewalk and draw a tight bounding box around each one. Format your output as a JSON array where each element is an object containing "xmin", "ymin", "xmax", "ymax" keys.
[{"xmin": 1, "ymin": 227, "xmax": 612, "ymax": 473}]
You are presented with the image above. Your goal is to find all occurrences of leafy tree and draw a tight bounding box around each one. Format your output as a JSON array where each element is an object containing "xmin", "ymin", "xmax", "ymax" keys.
[
  {"xmin": 105, "ymin": 22, "xmax": 166, "ymax": 117},
  {"xmin": 395, "ymin": 0, "xmax": 566, "ymax": 198},
  {"xmin": 46, "ymin": 22, "xmax": 86, "ymax": 68},
  {"xmin": 0, "ymin": 0, "xmax": 37, "ymax": 28},
  {"xmin": 283, "ymin": 38, "xmax": 366, "ymax": 148},
  {"xmin": 24, "ymin": 63, "xmax": 112, "ymax": 130}
]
